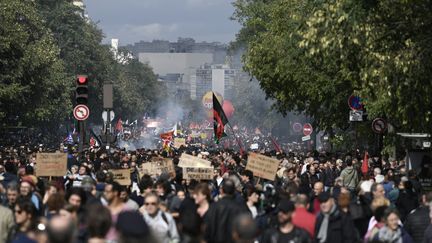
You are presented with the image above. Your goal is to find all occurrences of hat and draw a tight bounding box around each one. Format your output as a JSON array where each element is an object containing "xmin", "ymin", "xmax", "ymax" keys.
[
  {"xmin": 318, "ymin": 191, "xmax": 332, "ymax": 203},
  {"xmin": 360, "ymin": 180, "xmax": 373, "ymax": 193},
  {"xmin": 375, "ymin": 174, "xmax": 385, "ymax": 184},
  {"xmin": 116, "ymin": 211, "xmax": 150, "ymax": 237},
  {"xmin": 21, "ymin": 176, "xmax": 36, "ymax": 188},
  {"xmin": 277, "ymin": 199, "xmax": 295, "ymax": 213}
]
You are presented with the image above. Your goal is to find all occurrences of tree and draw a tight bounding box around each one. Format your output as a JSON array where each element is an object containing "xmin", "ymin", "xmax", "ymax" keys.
[
  {"xmin": 232, "ymin": 0, "xmax": 432, "ymax": 136},
  {"xmin": 0, "ymin": 0, "xmax": 70, "ymax": 128}
]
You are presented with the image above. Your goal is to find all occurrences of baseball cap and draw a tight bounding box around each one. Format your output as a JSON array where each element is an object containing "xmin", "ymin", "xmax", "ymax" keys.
[
  {"xmin": 318, "ymin": 191, "xmax": 332, "ymax": 203},
  {"xmin": 278, "ymin": 199, "xmax": 295, "ymax": 213}
]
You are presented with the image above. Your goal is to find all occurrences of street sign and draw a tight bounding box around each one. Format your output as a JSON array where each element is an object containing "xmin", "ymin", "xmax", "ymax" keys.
[
  {"xmin": 348, "ymin": 95, "xmax": 363, "ymax": 111},
  {"xmin": 372, "ymin": 118, "xmax": 387, "ymax": 134},
  {"xmin": 303, "ymin": 123, "xmax": 313, "ymax": 136},
  {"xmin": 302, "ymin": 135, "xmax": 311, "ymax": 141},
  {"xmin": 349, "ymin": 110, "xmax": 363, "ymax": 122},
  {"xmin": 73, "ymin": 105, "xmax": 90, "ymax": 121},
  {"xmin": 102, "ymin": 110, "xmax": 115, "ymax": 122},
  {"xmin": 292, "ymin": 122, "xmax": 303, "ymax": 133}
]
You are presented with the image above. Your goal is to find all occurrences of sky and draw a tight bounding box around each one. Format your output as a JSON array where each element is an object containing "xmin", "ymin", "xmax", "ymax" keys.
[{"xmin": 83, "ymin": 0, "xmax": 241, "ymax": 46}]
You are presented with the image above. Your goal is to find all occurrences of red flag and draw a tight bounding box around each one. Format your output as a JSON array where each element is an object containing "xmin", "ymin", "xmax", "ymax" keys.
[
  {"xmin": 270, "ymin": 136, "xmax": 282, "ymax": 153},
  {"xmin": 362, "ymin": 151, "xmax": 369, "ymax": 175},
  {"xmin": 213, "ymin": 93, "xmax": 228, "ymax": 143},
  {"xmin": 115, "ymin": 118, "xmax": 123, "ymax": 133}
]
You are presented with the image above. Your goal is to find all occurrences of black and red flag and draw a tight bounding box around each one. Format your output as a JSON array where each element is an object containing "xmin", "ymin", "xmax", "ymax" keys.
[{"xmin": 213, "ymin": 92, "xmax": 228, "ymax": 143}]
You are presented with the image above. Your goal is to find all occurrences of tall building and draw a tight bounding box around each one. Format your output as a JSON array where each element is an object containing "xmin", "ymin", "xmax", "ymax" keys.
[{"xmin": 195, "ymin": 64, "xmax": 237, "ymax": 101}]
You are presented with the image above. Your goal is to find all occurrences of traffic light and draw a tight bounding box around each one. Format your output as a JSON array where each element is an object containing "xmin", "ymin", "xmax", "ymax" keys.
[{"xmin": 75, "ymin": 75, "xmax": 88, "ymax": 105}]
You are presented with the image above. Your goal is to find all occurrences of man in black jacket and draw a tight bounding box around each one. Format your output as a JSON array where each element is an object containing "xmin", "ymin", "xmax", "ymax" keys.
[
  {"xmin": 205, "ymin": 178, "xmax": 250, "ymax": 243},
  {"xmin": 261, "ymin": 198, "xmax": 311, "ymax": 243},
  {"xmin": 404, "ymin": 192, "xmax": 431, "ymax": 243},
  {"xmin": 314, "ymin": 192, "xmax": 358, "ymax": 243}
]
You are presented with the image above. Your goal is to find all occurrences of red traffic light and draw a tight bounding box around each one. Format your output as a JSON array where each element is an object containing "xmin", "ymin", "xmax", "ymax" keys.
[{"xmin": 77, "ymin": 75, "xmax": 87, "ymax": 84}]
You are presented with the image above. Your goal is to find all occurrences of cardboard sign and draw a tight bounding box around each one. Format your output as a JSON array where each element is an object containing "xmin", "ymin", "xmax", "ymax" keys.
[
  {"xmin": 111, "ymin": 169, "xmax": 131, "ymax": 186},
  {"xmin": 183, "ymin": 167, "xmax": 213, "ymax": 180},
  {"xmin": 178, "ymin": 153, "xmax": 212, "ymax": 168},
  {"xmin": 35, "ymin": 153, "xmax": 68, "ymax": 177},
  {"xmin": 140, "ymin": 158, "xmax": 175, "ymax": 176},
  {"xmin": 173, "ymin": 138, "xmax": 186, "ymax": 148},
  {"xmin": 245, "ymin": 153, "xmax": 280, "ymax": 181}
]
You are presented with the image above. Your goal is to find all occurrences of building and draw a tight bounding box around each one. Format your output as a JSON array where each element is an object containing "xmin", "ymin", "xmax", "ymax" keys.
[{"xmin": 195, "ymin": 64, "xmax": 237, "ymax": 101}]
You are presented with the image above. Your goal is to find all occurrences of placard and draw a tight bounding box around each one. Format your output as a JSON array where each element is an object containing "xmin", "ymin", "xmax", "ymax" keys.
[
  {"xmin": 178, "ymin": 153, "xmax": 212, "ymax": 168},
  {"xmin": 183, "ymin": 167, "xmax": 213, "ymax": 180},
  {"xmin": 173, "ymin": 138, "xmax": 186, "ymax": 148},
  {"xmin": 35, "ymin": 153, "xmax": 68, "ymax": 177},
  {"xmin": 245, "ymin": 153, "xmax": 280, "ymax": 181},
  {"xmin": 111, "ymin": 169, "xmax": 131, "ymax": 186},
  {"xmin": 140, "ymin": 158, "xmax": 175, "ymax": 176}
]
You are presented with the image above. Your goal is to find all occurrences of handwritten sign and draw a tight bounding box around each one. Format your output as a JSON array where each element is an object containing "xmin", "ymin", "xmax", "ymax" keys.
[
  {"xmin": 111, "ymin": 169, "xmax": 131, "ymax": 186},
  {"xmin": 140, "ymin": 158, "xmax": 175, "ymax": 176},
  {"xmin": 183, "ymin": 167, "xmax": 213, "ymax": 180},
  {"xmin": 35, "ymin": 153, "xmax": 67, "ymax": 177},
  {"xmin": 173, "ymin": 138, "xmax": 186, "ymax": 148},
  {"xmin": 245, "ymin": 153, "xmax": 280, "ymax": 181},
  {"xmin": 178, "ymin": 153, "xmax": 212, "ymax": 168}
]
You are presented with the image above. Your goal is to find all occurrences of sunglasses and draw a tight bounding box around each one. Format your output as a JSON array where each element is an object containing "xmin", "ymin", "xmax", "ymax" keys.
[
  {"xmin": 145, "ymin": 202, "xmax": 157, "ymax": 206},
  {"xmin": 15, "ymin": 210, "xmax": 23, "ymax": 214}
]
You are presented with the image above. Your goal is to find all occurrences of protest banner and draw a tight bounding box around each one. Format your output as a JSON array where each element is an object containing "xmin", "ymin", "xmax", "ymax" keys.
[
  {"xmin": 111, "ymin": 169, "xmax": 131, "ymax": 186},
  {"xmin": 183, "ymin": 167, "xmax": 213, "ymax": 180},
  {"xmin": 140, "ymin": 158, "xmax": 175, "ymax": 176},
  {"xmin": 245, "ymin": 153, "xmax": 280, "ymax": 181},
  {"xmin": 178, "ymin": 153, "xmax": 212, "ymax": 168},
  {"xmin": 173, "ymin": 138, "xmax": 186, "ymax": 148},
  {"xmin": 35, "ymin": 153, "xmax": 67, "ymax": 177}
]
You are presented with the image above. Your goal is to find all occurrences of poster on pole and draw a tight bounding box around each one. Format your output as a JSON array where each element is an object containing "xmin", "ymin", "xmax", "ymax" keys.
[
  {"xmin": 173, "ymin": 138, "xmax": 186, "ymax": 148},
  {"xmin": 178, "ymin": 153, "xmax": 212, "ymax": 168},
  {"xmin": 245, "ymin": 153, "xmax": 280, "ymax": 181},
  {"xmin": 35, "ymin": 153, "xmax": 68, "ymax": 177},
  {"xmin": 182, "ymin": 167, "xmax": 213, "ymax": 180},
  {"xmin": 140, "ymin": 158, "xmax": 175, "ymax": 176},
  {"xmin": 111, "ymin": 169, "xmax": 131, "ymax": 186}
]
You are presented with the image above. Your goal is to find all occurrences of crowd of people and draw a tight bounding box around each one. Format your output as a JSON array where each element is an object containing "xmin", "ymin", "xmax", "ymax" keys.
[{"xmin": 1, "ymin": 141, "xmax": 432, "ymax": 243}]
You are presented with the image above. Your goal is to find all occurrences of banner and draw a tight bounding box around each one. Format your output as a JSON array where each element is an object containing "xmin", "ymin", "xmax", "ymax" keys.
[
  {"xmin": 35, "ymin": 153, "xmax": 68, "ymax": 177},
  {"xmin": 173, "ymin": 138, "xmax": 186, "ymax": 148},
  {"xmin": 245, "ymin": 153, "xmax": 280, "ymax": 181},
  {"xmin": 140, "ymin": 158, "xmax": 175, "ymax": 176},
  {"xmin": 183, "ymin": 167, "xmax": 213, "ymax": 180},
  {"xmin": 111, "ymin": 169, "xmax": 131, "ymax": 186},
  {"xmin": 178, "ymin": 153, "xmax": 212, "ymax": 168}
]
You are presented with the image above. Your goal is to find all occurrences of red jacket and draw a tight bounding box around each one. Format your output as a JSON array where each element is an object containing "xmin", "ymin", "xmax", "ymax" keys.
[{"xmin": 292, "ymin": 207, "xmax": 316, "ymax": 238}]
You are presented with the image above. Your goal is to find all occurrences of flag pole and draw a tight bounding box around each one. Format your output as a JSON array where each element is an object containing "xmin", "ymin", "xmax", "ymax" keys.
[{"xmin": 227, "ymin": 123, "xmax": 245, "ymax": 156}]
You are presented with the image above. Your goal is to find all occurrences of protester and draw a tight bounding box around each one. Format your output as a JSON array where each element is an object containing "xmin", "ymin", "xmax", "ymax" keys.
[
  {"xmin": 13, "ymin": 197, "xmax": 38, "ymax": 243},
  {"xmin": 261, "ymin": 198, "xmax": 311, "ymax": 243},
  {"xmin": 314, "ymin": 191, "xmax": 358, "ymax": 243},
  {"xmin": 292, "ymin": 194, "xmax": 316, "ymax": 238},
  {"xmin": 142, "ymin": 192, "xmax": 180, "ymax": 243},
  {"xmin": 0, "ymin": 203, "xmax": 14, "ymax": 242},
  {"xmin": 372, "ymin": 208, "xmax": 413, "ymax": 243}
]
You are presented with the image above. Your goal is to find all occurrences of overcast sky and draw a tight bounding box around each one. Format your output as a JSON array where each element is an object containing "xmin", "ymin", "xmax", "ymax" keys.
[{"xmin": 83, "ymin": 0, "xmax": 240, "ymax": 46}]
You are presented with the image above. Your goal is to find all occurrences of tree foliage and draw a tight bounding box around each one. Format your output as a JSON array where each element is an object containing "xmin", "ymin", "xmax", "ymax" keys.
[{"xmin": 232, "ymin": 0, "xmax": 432, "ymax": 134}]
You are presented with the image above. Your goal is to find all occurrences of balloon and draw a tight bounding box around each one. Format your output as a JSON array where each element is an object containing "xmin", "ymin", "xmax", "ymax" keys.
[
  {"xmin": 202, "ymin": 91, "xmax": 223, "ymax": 110},
  {"xmin": 222, "ymin": 100, "xmax": 235, "ymax": 118}
]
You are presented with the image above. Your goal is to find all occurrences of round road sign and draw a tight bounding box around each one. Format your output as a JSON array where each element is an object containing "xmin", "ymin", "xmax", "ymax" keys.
[
  {"xmin": 372, "ymin": 118, "xmax": 387, "ymax": 134},
  {"xmin": 292, "ymin": 122, "xmax": 303, "ymax": 133},
  {"xmin": 348, "ymin": 95, "xmax": 363, "ymax": 111},
  {"xmin": 303, "ymin": 123, "xmax": 313, "ymax": 136},
  {"xmin": 73, "ymin": 105, "xmax": 90, "ymax": 121}
]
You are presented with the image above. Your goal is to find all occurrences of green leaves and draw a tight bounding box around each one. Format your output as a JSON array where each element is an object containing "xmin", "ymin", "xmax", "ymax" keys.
[{"xmin": 233, "ymin": 0, "xmax": 432, "ymax": 135}]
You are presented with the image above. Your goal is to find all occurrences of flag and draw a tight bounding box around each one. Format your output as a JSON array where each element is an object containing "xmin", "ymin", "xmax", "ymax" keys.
[
  {"xmin": 115, "ymin": 118, "xmax": 123, "ymax": 133},
  {"xmin": 160, "ymin": 130, "xmax": 174, "ymax": 140},
  {"xmin": 213, "ymin": 93, "xmax": 228, "ymax": 143},
  {"xmin": 362, "ymin": 151, "xmax": 369, "ymax": 175},
  {"xmin": 270, "ymin": 136, "xmax": 282, "ymax": 153},
  {"xmin": 173, "ymin": 122, "xmax": 178, "ymax": 137}
]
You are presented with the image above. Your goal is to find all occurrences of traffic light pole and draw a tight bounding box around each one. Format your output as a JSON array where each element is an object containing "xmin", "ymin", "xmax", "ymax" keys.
[{"xmin": 78, "ymin": 120, "xmax": 86, "ymax": 162}]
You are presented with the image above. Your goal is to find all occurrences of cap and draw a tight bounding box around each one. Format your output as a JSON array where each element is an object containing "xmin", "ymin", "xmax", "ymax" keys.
[
  {"xmin": 116, "ymin": 211, "xmax": 150, "ymax": 237},
  {"xmin": 277, "ymin": 199, "xmax": 295, "ymax": 213},
  {"xmin": 375, "ymin": 174, "xmax": 385, "ymax": 184},
  {"xmin": 21, "ymin": 176, "xmax": 36, "ymax": 188},
  {"xmin": 318, "ymin": 191, "xmax": 332, "ymax": 203}
]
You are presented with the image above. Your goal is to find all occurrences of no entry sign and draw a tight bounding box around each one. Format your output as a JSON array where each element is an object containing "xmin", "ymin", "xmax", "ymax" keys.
[
  {"xmin": 372, "ymin": 118, "xmax": 387, "ymax": 134},
  {"xmin": 73, "ymin": 105, "xmax": 90, "ymax": 121},
  {"xmin": 303, "ymin": 123, "xmax": 313, "ymax": 136}
]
